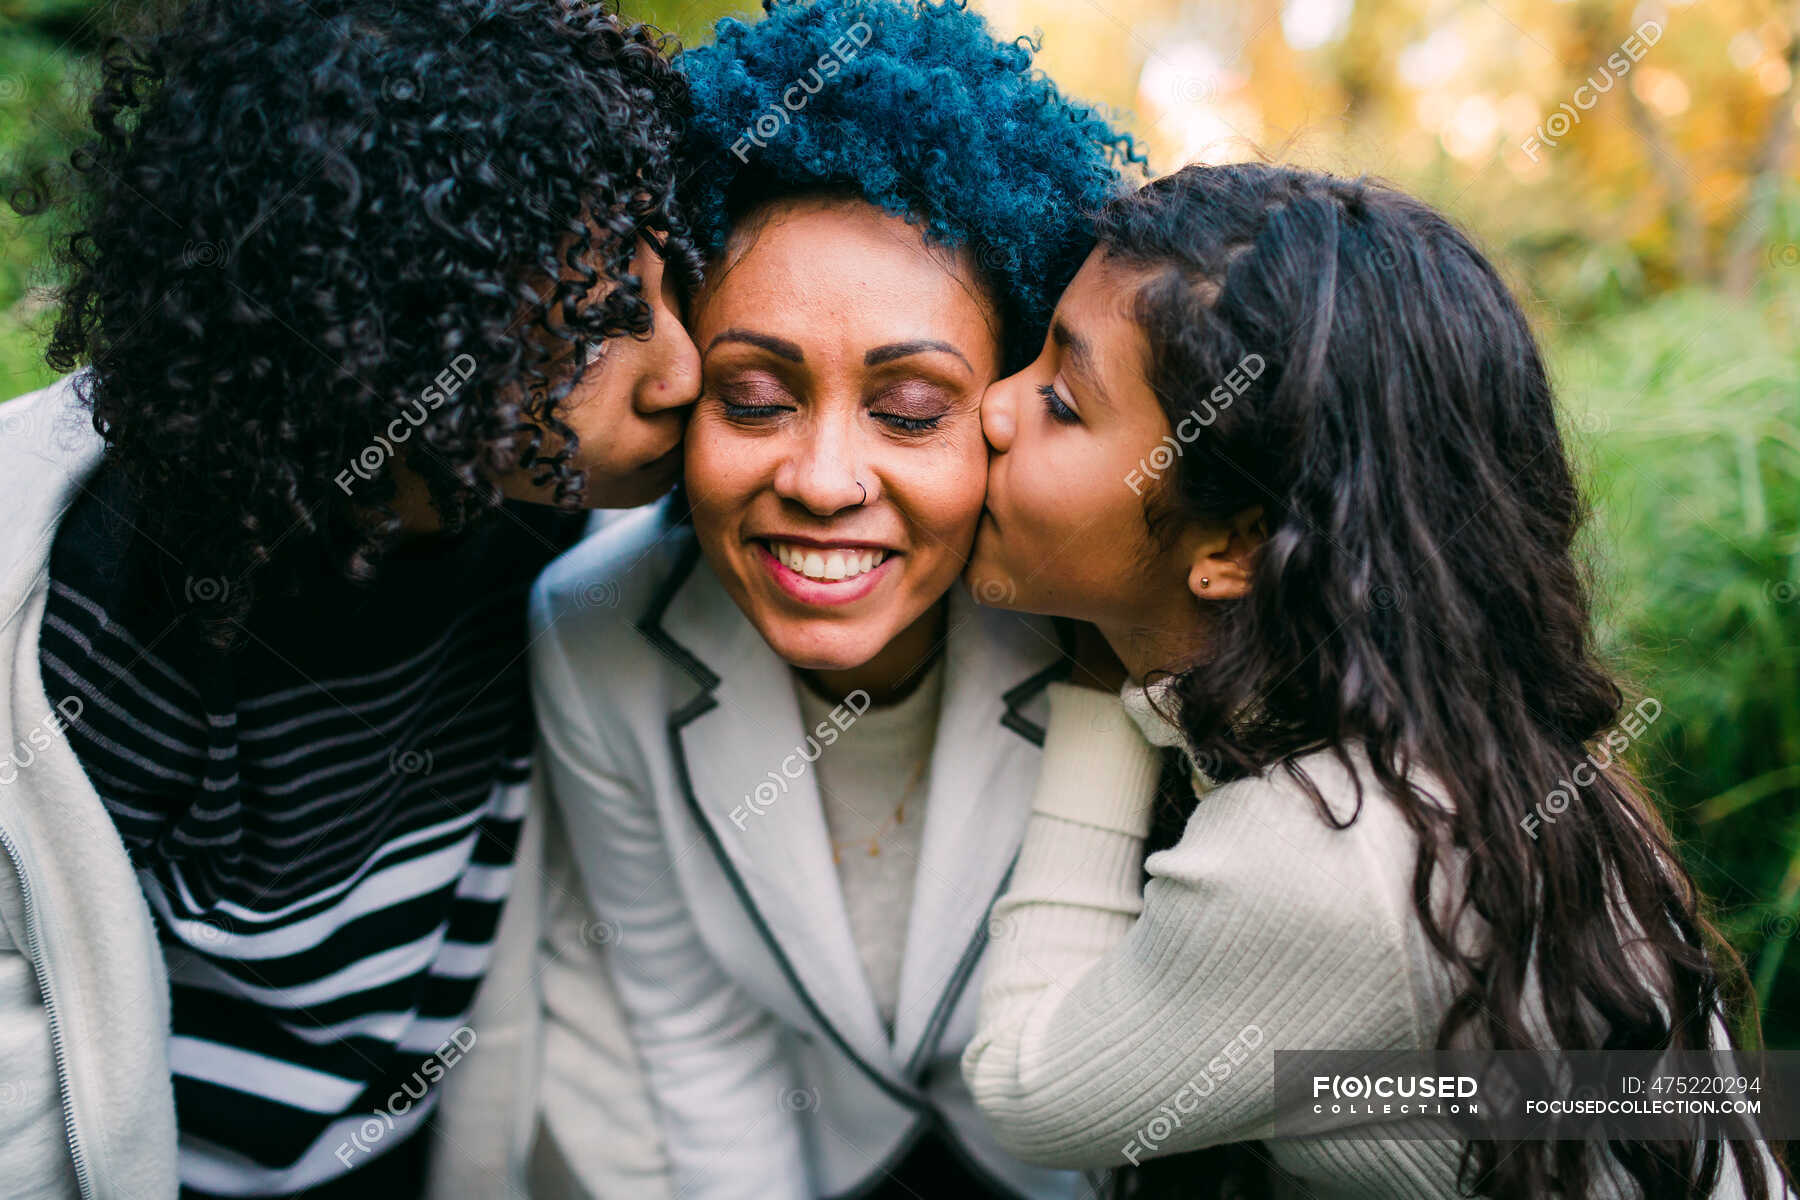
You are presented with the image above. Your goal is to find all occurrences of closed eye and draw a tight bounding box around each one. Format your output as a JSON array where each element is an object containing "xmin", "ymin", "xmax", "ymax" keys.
[
  {"xmin": 870, "ymin": 381, "xmax": 952, "ymax": 435},
  {"xmin": 1039, "ymin": 382, "xmax": 1079, "ymax": 425},
  {"xmin": 713, "ymin": 377, "xmax": 796, "ymax": 421},
  {"xmin": 874, "ymin": 412, "xmax": 942, "ymax": 433},
  {"xmin": 720, "ymin": 400, "xmax": 793, "ymax": 420}
]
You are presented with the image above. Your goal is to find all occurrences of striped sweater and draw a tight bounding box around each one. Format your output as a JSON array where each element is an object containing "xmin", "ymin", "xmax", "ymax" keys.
[{"xmin": 39, "ymin": 465, "xmax": 582, "ymax": 1198}]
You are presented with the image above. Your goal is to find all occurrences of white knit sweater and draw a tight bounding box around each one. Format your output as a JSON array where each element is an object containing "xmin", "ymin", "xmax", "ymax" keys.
[{"xmin": 962, "ymin": 683, "xmax": 1784, "ymax": 1199}]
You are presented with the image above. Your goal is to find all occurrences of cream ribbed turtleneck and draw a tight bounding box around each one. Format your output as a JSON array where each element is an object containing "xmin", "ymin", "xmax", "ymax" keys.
[
  {"xmin": 794, "ymin": 659, "xmax": 944, "ymax": 1034},
  {"xmin": 961, "ymin": 683, "xmax": 1779, "ymax": 1197}
]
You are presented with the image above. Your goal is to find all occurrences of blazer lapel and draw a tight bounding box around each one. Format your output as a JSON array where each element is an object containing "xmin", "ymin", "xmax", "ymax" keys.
[
  {"xmin": 641, "ymin": 541, "xmax": 902, "ymax": 1088},
  {"xmin": 890, "ymin": 588, "xmax": 1071, "ymax": 1074}
]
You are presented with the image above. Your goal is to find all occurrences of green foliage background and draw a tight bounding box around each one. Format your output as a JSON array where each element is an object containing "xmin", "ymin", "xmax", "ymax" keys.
[{"xmin": 1, "ymin": 0, "xmax": 1796, "ymax": 1046}]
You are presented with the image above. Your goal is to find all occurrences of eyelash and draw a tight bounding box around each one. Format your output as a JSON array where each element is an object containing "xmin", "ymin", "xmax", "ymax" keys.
[
  {"xmin": 1039, "ymin": 382, "xmax": 1079, "ymax": 425},
  {"xmin": 717, "ymin": 401, "xmax": 941, "ymax": 433},
  {"xmin": 878, "ymin": 413, "xmax": 941, "ymax": 433},
  {"xmin": 720, "ymin": 400, "xmax": 792, "ymax": 421}
]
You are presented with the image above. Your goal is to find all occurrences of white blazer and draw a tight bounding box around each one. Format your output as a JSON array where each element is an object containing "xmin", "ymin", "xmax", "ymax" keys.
[
  {"xmin": 527, "ymin": 501, "xmax": 1084, "ymax": 1200},
  {"xmin": 0, "ymin": 376, "xmax": 637, "ymax": 1200}
]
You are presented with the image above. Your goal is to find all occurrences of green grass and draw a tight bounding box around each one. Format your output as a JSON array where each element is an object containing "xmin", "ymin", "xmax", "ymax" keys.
[{"xmin": 1556, "ymin": 284, "xmax": 1800, "ymax": 1044}]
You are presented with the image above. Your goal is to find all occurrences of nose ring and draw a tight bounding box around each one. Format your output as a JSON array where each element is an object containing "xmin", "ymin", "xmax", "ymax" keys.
[{"xmin": 855, "ymin": 481, "xmax": 868, "ymax": 507}]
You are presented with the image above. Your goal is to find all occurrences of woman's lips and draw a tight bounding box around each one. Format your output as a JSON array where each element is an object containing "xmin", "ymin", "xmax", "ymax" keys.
[{"xmin": 753, "ymin": 540, "xmax": 899, "ymax": 607}]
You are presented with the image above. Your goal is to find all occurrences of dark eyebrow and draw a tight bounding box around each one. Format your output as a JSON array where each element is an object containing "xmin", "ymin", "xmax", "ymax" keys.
[
  {"xmin": 1050, "ymin": 318, "xmax": 1112, "ymax": 407},
  {"xmin": 1049, "ymin": 319, "xmax": 1090, "ymax": 370},
  {"xmin": 864, "ymin": 339, "xmax": 972, "ymax": 372},
  {"xmin": 705, "ymin": 328, "xmax": 804, "ymax": 362}
]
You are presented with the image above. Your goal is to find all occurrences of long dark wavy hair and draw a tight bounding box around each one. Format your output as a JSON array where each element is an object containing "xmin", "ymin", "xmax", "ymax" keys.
[
  {"xmin": 15, "ymin": 0, "xmax": 700, "ymax": 641},
  {"xmin": 1101, "ymin": 163, "xmax": 1785, "ymax": 1199}
]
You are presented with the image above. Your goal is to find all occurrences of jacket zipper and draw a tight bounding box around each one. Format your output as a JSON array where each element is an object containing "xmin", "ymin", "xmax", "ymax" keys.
[{"xmin": 0, "ymin": 824, "xmax": 95, "ymax": 1199}]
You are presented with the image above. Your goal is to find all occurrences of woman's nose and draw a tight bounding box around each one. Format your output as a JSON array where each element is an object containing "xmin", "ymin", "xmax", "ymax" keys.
[
  {"xmin": 981, "ymin": 375, "xmax": 1018, "ymax": 453},
  {"xmin": 773, "ymin": 416, "xmax": 867, "ymax": 515}
]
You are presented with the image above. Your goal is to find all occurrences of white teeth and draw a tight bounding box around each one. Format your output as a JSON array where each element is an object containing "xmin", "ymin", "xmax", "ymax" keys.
[{"xmin": 768, "ymin": 542, "xmax": 889, "ymax": 582}]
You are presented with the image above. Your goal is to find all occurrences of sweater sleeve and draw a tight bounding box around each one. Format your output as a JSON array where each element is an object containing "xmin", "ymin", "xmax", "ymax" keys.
[{"xmin": 963, "ymin": 693, "xmax": 1424, "ymax": 1170}]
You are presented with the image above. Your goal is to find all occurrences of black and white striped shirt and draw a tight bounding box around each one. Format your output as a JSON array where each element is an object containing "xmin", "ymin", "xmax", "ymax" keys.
[{"xmin": 41, "ymin": 467, "xmax": 583, "ymax": 1198}]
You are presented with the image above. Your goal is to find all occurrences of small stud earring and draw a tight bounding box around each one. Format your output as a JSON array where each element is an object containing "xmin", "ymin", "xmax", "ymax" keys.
[{"xmin": 1200, "ymin": 577, "xmax": 1211, "ymax": 589}]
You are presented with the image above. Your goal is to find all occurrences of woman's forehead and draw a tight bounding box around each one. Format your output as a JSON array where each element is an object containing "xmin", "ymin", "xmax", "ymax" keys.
[{"xmin": 692, "ymin": 200, "xmax": 1000, "ymax": 368}]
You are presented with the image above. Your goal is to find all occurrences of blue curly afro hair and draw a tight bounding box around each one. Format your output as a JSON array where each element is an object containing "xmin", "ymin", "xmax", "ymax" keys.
[{"xmin": 678, "ymin": 0, "xmax": 1140, "ymax": 370}]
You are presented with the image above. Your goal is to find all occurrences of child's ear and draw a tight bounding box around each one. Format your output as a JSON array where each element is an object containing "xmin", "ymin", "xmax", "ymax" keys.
[{"xmin": 1187, "ymin": 506, "xmax": 1265, "ymax": 602}]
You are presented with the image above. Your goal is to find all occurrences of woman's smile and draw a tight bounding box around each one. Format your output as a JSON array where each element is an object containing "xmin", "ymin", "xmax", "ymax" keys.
[{"xmin": 752, "ymin": 535, "xmax": 902, "ymax": 606}]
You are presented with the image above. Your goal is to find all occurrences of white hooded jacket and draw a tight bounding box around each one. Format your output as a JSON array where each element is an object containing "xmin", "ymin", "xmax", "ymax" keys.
[{"xmin": 0, "ymin": 375, "xmax": 668, "ymax": 1200}]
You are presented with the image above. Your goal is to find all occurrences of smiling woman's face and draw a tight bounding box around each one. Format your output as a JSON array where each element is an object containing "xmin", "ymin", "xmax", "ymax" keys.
[{"xmin": 684, "ymin": 197, "xmax": 999, "ymax": 677}]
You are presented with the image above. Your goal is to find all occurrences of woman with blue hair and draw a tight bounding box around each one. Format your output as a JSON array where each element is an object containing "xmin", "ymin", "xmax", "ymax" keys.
[{"xmin": 520, "ymin": 0, "xmax": 1135, "ymax": 1196}]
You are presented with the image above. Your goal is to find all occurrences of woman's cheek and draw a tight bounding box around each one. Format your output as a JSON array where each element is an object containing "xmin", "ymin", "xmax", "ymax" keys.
[
  {"xmin": 682, "ymin": 416, "xmax": 749, "ymax": 506},
  {"xmin": 900, "ymin": 447, "xmax": 988, "ymax": 565}
]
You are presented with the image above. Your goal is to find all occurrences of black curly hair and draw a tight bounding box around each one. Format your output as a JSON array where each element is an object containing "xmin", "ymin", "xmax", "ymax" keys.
[
  {"xmin": 676, "ymin": 0, "xmax": 1140, "ymax": 372},
  {"xmin": 18, "ymin": 0, "xmax": 699, "ymax": 640}
]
